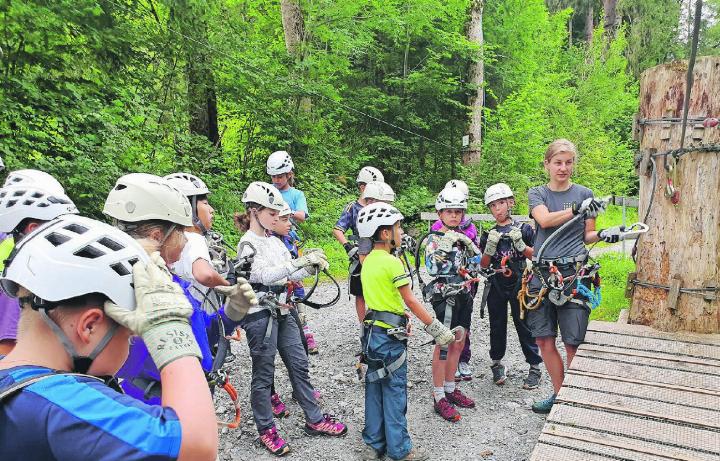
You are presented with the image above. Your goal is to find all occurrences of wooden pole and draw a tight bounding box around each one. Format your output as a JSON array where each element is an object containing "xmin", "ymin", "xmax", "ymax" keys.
[
  {"xmin": 463, "ymin": 0, "xmax": 484, "ymax": 165},
  {"xmin": 629, "ymin": 56, "xmax": 720, "ymax": 333}
]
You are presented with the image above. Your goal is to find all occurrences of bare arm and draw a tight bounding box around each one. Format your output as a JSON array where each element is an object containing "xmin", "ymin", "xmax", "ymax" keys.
[
  {"xmin": 192, "ymin": 259, "xmax": 230, "ymax": 288},
  {"xmin": 292, "ymin": 211, "xmax": 306, "ymax": 223},
  {"xmin": 584, "ymin": 218, "xmax": 600, "ymax": 244},
  {"xmin": 531, "ymin": 204, "xmax": 575, "ymax": 229},
  {"xmin": 398, "ymin": 284, "xmax": 433, "ymax": 325},
  {"xmin": 332, "ymin": 228, "xmax": 348, "ymax": 245},
  {"xmin": 162, "ymin": 357, "xmax": 218, "ymax": 461}
]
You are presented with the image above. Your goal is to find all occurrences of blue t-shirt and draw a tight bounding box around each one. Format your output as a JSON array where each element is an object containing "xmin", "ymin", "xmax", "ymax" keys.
[
  {"xmin": 334, "ymin": 201, "xmax": 363, "ymax": 237},
  {"xmin": 279, "ymin": 187, "xmax": 309, "ymax": 219},
  {"xmin": 0, "ymin": 365, "xmax": 182, "ymax": 460}
]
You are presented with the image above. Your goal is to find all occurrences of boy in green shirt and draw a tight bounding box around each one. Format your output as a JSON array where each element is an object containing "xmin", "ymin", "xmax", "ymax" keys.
[{"xmin": 357, "ymin": 202, "xmax": 455, "ymax": 461}]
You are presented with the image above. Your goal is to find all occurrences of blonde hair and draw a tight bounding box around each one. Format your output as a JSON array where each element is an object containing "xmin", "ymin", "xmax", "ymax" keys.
[{"xmin": 544, "ymin": 139, "xmax": 577, "ymax": 162}]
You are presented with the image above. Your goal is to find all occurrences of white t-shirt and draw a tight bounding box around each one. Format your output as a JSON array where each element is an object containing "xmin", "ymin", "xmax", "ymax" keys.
[
  {"xmin": 238, "ymin": 230, "xmax": 312, "ymax": 315},
  {"xmin": 172, "ymin": 231, "xmax": 220, "ymax": 312}
]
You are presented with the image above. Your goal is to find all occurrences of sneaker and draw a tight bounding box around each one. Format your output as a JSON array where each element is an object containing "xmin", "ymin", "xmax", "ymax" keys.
[
  {"xmin": 491, "ymin": 363, "xmax": 507, "ymax": 385},
  {"xmin": 258, "ymin": 426, "xmax": 290, "ymax": 456},
  {"xmin": 312, "ymin": 388, "xmax": 322, "ymax": 401},
  {"xmin": 271, "ymin": 393, "xmax": 289, "ymax": 418},
  {"xmin": 398, "ymin": 447, "xmax": 429, "ymax": 460},
  {"xmin": 304, "ymin": 414, "xmax": 348, "ymax": 436},
  {"xmin": 445, "ymin": 388, "xmax": 475, "ymax": 408},
  {"xmin": 532, "ymin": 393, "xmax": 556, "ymax": 414},
  {"xmin": 306, "ymin": 332, "xmax": 319, "ymax": 354},
  {"xmin": 361, "ymin": 445, "xmax": 385, "ymax": 460},
  {"xmin": 454, "ymin": 368, "xmax": 462, "ymax": 382},
  {"xmin": 434, "ymin": 397, "xmax": 461, "ymax": 422},
  {"xmin": 458, "ymin": 361, "xmax": 472, "ymax": 381},
  {"xmin": 523, "ymin": 367, "xmax": 542, "ymax": 390}
]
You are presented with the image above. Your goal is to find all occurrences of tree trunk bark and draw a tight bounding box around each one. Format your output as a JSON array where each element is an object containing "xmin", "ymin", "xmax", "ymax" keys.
[
  {"xmin": 603, "ymin": 0, "xmax": 619, "ymax": 38},
  {"xmin": 174, "ymin": 1, "xmax": 220, "ymax": 147},
  {"xmin": 281, "ymin": 0, "xmax": 311, "ymax": 112},
  {"xmin": 585, "ymin": 3, "xmax": 594, "ymax": 43},
  {"xmin": 464, "ymin": 0, "xmax": 484, "ymax": 165},
  {"xmin": 629, "ymin": 56, "xmax": 720, "ymax": 333}
]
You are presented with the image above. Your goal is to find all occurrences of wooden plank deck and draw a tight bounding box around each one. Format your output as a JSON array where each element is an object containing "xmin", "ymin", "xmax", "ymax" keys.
[{"xmin": 529, "ymin": 321, "xmax": 720, "ymax": 461}]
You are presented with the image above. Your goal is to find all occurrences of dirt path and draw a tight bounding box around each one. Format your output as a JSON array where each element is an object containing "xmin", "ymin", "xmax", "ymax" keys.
[{"xmin": 217, "ymin": 281, "xmax": 556, "ymax": 461}]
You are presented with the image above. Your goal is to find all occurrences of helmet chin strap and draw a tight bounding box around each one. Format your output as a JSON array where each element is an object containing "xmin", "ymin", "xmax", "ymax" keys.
[
  {"xmin": 252, "ymin": 209, "xmax": 273, "ymax": 236},
  {"xmin": 38, "ymin": 308, "xmax": 118, "ymax": 374},
  {"xmin": 191, "ymin": 196, "xmax": 208, "ymax": 236}
]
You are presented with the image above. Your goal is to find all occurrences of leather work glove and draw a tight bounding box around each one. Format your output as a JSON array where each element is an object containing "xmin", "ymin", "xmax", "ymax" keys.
[
  {"xmin": 573, "ymin": 197, "xmax": 606, "ymax": 218},
  {"xmin": 104, "ymin": 252, "xmax": 201, "ymax": 370},
  {"xmin": 508, "ymin": 227, "xmax": 526, "ymax": 253},
  {"xmin": 292, "ymin": 250, "xmax": 329, "ymax": 272},
  {"xmin": 456, "ymin": 233, "xmax": 481, "ymax": 255},
  {"xmin": 483, "ymin": 229, "xmax": 502, "ymax": 257},
  {"xmin": 214, "ymin": 277, "xmax": 258, "ymax": 321},
  {"xmin": 424, "ymin": 319, "xmax": 456, "ymax": 346},
  {"xmin": 437, "ymin": 231, "xmax": 463, "ymax": 254},
  {"xmin": 598, "ymin": 226, "xmax": 623, "ymax": 244},
  {"xmin": 343, "ymin": 242, "xmax": 356, "ymax": 254}
]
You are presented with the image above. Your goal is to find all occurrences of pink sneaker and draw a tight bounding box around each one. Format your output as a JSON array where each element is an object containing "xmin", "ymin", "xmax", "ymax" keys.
[
  {"xmin": 434, "ymin": 397, "xmax": 461, "ymax": 422},
  {"xmin": 306, "ymin": 332, "xmax": 319, "ymax": 354},
  {"xmin": 258, "ymin": 426, "xmax": 290, "ymax": 456},
  {"xmin": 445, "ymin": 389, "xmax": 475, "ymax": 408},
  {"xmin": 271, "ymin": 393, "xmax": 289, "ymax": 418},
  {"xmin": 304, "ymin": 414, "xmax": 348, "ymax": 436}
]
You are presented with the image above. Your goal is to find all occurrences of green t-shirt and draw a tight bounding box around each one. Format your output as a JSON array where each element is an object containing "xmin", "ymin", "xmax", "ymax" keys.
[
  {"xmin": 361, "ymin": 249, "xmax": 410, "ymax": 328},
  {"xmin": 0, "ymin": 237, "xmax": 14, "ymax": 272}
]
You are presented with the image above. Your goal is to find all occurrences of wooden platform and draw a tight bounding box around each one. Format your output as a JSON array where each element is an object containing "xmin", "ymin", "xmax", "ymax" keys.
[{"xmin": 530, "ymin": 321, "xmax": 720, "ymax": 461}]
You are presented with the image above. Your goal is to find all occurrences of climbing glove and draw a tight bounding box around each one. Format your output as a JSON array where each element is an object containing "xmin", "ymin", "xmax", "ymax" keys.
[
  {"xmin": 573, "ymin": 197, "xmax": 606, "ymax": 218},
  {"xmin": 508, "ymin": 227, "xmax": 526, "ymax": 253},
  {"xmin": 104, "ymin": 252, "xmax": 201, "ymax": 370},
  {"xmin": 437, "ymin": 231, "xmax": 463, "ymax": 254},
  {"xmin": 343, "ymin": 242, "xmax": 356, "ymax": 254},
  {"xmin": 598, "ymin": 226, "xmax": 623, "ymax": 243},
  {"xmin": 292, "ymin": 249, "xmax": 330, "ymax": 272},
  {"xmin": 483, "ymin": 229, "xmax": 502, "ymax": 257},
  {"xmin": 215, "ymin": 278, "xmax": 258, "ymax": 321},
  {"xmin": 424, "ymin": 319, "xmax": 456, "ymax": 346}
]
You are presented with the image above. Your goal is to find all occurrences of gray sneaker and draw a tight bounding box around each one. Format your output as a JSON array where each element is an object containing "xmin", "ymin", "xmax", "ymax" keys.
[
  {"xmin": 491, "ymin": 363, "xmax": 507, "ymax": 385},
  {"xmin": 523, "ymin": 367, "xmax": 542, "ymax": 390},
  {"xmin": 361, "ymin": 445, "xmax": 384, "ymax": 460}
]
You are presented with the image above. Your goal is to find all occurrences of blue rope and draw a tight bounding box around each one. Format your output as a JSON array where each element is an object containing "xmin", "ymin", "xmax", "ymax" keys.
[{"xmin": 576, "ymin": 278, "xmax": 601, "ymax": 310}]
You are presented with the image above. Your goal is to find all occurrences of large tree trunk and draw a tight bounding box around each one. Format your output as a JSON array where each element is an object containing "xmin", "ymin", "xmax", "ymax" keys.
[
  {"xmin": 603, "ymin": 0, "xmax": 619, "ymax": 38},
  {"xmin": 629, "ymin": 56, "xmax": 720, "ymax": 333},
  {"xmin": 174, "ymin": 1, "xmax": 220, "ymax": 147},
  {"xmin": 464, "ymin": 0, "xmax": 484, "ymax": 165},
  {"xmin": 585, "ymin": 3, "xmax": 594, "ymax": 42},
  {"xmin": 281, "ymin": 0, "xmax": 311, "ymax": 112}
]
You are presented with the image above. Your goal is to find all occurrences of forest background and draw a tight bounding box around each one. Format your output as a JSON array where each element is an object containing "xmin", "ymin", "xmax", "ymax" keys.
[{"xmin": 2, "ymin": 0, "xmax": 719, "ymax": 318}]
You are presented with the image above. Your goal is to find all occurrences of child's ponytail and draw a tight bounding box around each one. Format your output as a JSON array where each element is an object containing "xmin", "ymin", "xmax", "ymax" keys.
[{"xmin": 233, "ymin": 211, "xmax": 251, "ymax": 233}]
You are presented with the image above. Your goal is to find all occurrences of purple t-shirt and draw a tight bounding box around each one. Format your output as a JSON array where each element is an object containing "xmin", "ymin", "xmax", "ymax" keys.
[
  {"xmin": 430, "ymin": 217, "xmax": 478, "ymax": 242},
  {"xmin": 0, "ymin": 233, "xmax": 20, "ymax": 342}
]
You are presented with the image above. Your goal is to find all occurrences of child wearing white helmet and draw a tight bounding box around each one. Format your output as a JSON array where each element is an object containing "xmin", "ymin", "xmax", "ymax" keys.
[
  {"xmin": 266, "ymin": 150, "xmax": 309, "ymax": 223},
  {"xmin": 0, "ymin": 215, "xmax": 218, "ymax": 460},
  {"xmin": 479, "ymin": 183, "xmax": 542, "ymax": 389},
  {"xmin": 103, "ymin": 174, "xmax": 257, "ymax": 406},
  {"xmin": 333, "ymin": 166, "xmax": 385, "ymax": 324},
  {"xmin": 0, "ymin": 181, "xmax": 78, "ymax": 356},
  {"xmin": 424, "ymin": 187, "xmax": 479, "ymax": 422},
  {"xmin": 357, "ymin": 202, "xmax": 455, "ymax": 461},
  {"xmin": 235, "ymin": 181, "xmax": 346, "ymax": 456},
  {"xmin": 430, "ymin": 181, "xmax": 478, "ymax": 382}
]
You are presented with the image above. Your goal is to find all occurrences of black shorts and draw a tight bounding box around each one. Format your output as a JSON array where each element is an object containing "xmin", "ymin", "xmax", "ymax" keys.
[
  {"xmin": 431, "ymin": 290, "xmax": 473, "ymax": 330},
  {"xmin": 349, "ymin": 263, "xmax": 364, "ymax": 297}
]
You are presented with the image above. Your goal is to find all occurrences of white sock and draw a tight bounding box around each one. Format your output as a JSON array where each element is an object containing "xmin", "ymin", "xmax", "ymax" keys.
[
  {"xmin": 444, "ymin": 381, "xmax": 456, "ymax": 394},
  {"xmin": 433, "ymin": 387, "xmax": 445, "ymax": 402}
]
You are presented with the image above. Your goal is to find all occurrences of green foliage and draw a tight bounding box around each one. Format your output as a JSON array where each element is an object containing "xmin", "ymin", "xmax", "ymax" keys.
[{"xmin": 591, "ymin": 252, "xmax": 636, "ymax": 321}]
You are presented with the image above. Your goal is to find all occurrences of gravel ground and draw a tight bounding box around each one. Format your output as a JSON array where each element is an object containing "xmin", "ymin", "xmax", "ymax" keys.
[{"xmin": 216, "ymin": 280, "xmax": 559, "ymax": 461}]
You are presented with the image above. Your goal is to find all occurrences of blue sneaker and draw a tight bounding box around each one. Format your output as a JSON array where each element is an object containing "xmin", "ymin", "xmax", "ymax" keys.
[{"xmin": 532, "ymin": 393, "xmax": 556, "ymax": 414}]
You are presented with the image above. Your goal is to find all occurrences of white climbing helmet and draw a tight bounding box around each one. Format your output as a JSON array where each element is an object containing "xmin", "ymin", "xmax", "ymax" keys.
[
  {"xmin": 242, "ymin": 181, "xmax": 286, "ymax": 211},
  {"xmin": 278, "ymin": 202, "xmax": 292, "ymax": 217},
  {"xmin": 266, "ymin": 151, "xmax": 294, "ymax": 176},
  {"xmin": 357, "ymin": 202, "xmax": 404, "ymax": 238},
  {"xmin": 484, "ymin": 183, "xmax": 514, "ymax": 205},
  {"xmin": 103, "ymin": 173, "xmax": 192, "ymax": 226},
  {"xmin": 0, "ymin": 185, "xmax": 79, "ymax": 233},
  {"xmin": 356, "ymin": 166, "xmax": 384, "ymax": 184},
  {"xmin": 163, "ymin": 172, "xmax": 210, "ymax": 197},
  {"xmin": 0, "ymin": 214, "xmax": 150, "ymax": 310},
  {"xmin": 435, "ymin": 187, "xmax": 467, "ymax": 211},
  {"xmin": 361, "ymin": 181, "xmax": 396, "ymax": 203},
  {"xmin": 4, "ymin": 169, "xmax": 65, "ymax": 196},
  {"xmin": 445, "ymin": 179, "xmax": 469, "ymax": 198}
]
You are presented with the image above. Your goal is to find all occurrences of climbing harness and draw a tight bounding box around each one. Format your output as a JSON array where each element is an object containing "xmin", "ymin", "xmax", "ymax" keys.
[
  {"xmin": 360, "ymin": 310, "xmax": 410, "ymax": 383},
  {"xmin": 287, "ymin": 267, "xmax": 342, "ymax": 309}
]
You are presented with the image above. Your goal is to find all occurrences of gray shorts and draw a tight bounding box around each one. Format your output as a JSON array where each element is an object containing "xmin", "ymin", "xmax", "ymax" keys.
[{"xmin": 526, "ymin": 298, "xmax": 589, "ymax": 346}]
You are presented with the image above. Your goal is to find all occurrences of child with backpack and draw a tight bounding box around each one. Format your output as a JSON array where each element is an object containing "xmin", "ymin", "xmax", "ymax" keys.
[
  {"xmin": 425, "ymin": 187, "xmax": 478, "ymax": 422},
  {"xmin": 357, "ymin": 202, "xmax": 455, "ymax": 461},
  {"xmin": 236, "ymin": 181, "xmax": 346, "ymax": 456},
  {"xmin": 478, "ymin": 183, "xmax": 543, "ymax": 388}
]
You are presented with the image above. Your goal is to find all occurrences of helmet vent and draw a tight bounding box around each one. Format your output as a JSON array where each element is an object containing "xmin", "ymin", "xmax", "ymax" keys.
[
  {"xmin": 37, "ymin": 202, "xmax": 49, "ymax": 208},
  {"xmin": 47, "ymin": 196, "xmax": 71, "ymax": 205},
  {"xmin": 110, "ymin": 262, "xmax": 131, "ymax": 276},
  {"xmin": 12, "ymin": 190, "xmax": 24, "ymax": 197},
  {"xmin": 6, "ymin": 200, "xmax": 17, "ymax": 207},
  {"xmin": 97, "ymin": 237, "xmax": 125, "ymax": 251},
  {"xmin": 23, "ymin": 200, "xmax": 35, "ymax": 206},
  {"xmin": 31, "ymin": 192, "xmax": 44, "ymax": 199},
  {"xmin": 128, "ymin": 257, "xmax": 139, "ymax": 267},
  {"xmin": 64, "ymin": 223, "xmax": 89, "ymax": 234},
  {"xmin": 74, "ymin": 245, "xmax": 105, "ymax": 259},
  {"xmin": 45, "ymin": 232, "xmax": 71, "ymax": 246}
]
